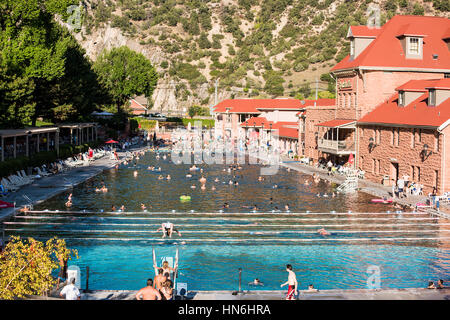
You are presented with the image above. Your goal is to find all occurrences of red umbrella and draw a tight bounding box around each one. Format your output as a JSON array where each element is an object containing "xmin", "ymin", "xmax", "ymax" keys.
[
  {"xmin": 105, "ymin": 139, "xmax": 119, "ymax": 144},
  {"xmin": 0, "ymin": 200, "xmax": 14, "ymax": 209},
  {"xmin": 348, "ymin": 153, "xmax": 354, "ymax": 165}
]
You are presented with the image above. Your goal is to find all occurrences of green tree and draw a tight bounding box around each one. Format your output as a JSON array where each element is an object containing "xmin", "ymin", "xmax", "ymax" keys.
[
  {"xmin": 0, "ymin": 236, "xmax": 78, "ymax": 300},
  {"xmin": 93, "ymin": 46, "xmax": 158, "ymax": 113},
  {"xmin": 0, "ymin": 0, "xmax": 79, "ymax": 127}
]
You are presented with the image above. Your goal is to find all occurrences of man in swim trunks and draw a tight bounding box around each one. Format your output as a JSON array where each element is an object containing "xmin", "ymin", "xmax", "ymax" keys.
[
  {"xmin": 157, "ymin": 222, "xmax": 181, "ymax": 238},
  {"xmin": 135, "ymin": 279, "xmax": 161, "ymax": 300},
  {"xmin": 281, "ymin": 264, "xmax": 298, "ymax": 300}
]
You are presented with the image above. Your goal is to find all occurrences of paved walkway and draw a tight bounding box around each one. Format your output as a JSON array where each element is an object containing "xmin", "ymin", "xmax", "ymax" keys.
[
  {"xmin": 0, "ymin": 146, "xmax": 146, "ymax": 222},
  {"xmin": 77, "ymin": 288, "xmax": 450, "ymax": 300},
  {"xmin": 276, "ymin": 156, "xmax": 450, "ymax": 218}
]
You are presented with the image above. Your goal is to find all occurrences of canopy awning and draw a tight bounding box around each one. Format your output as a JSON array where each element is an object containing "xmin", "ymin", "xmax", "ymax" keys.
[{"xmin": 316, "ymin": 119, "xmax": 356, "ymax": 128}]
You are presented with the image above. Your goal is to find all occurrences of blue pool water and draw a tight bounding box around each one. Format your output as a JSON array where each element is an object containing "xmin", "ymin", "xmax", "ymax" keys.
[{"xmin": 4, "ymin": 150, "xmax": 449, "ymax": 291}]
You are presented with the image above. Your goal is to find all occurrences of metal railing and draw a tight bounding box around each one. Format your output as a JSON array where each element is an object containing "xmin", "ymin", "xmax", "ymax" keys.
[{"xmin": 318, "ymin": 139, "xmax": 355, "ymax": 152}]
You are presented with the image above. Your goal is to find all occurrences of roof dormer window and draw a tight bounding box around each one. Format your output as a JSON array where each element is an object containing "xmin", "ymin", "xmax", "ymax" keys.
[
  {"xmin": 429, "ymin": 89, "xmax": 436, "ymax": 106},
  {"xmin": 350, "ymin": 39, "xmax": 355, "ymax": 57},
  {"xmin": 408, "ymin": 37, "xmax": 420, "ymax": 55},
  {"xmin": 398, "ymin": 91, "xmax": 405, "ymax": 106}
]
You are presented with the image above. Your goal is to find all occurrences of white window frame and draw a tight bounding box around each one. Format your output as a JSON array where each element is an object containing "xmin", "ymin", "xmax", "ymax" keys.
[
  {"xmin": 408, "ymin": 37, "xmax": 420, "ymax": 55},
  {"xmin": 398, "ymin": 91, "xmax": 404, "ymax": 106},
  {"xmin": 429, "ymin": 89, "xmax": 436, "ymax": 106}
]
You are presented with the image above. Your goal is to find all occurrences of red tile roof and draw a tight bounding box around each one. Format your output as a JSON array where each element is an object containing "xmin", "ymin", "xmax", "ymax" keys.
[
  {"xmin": 396, "ymin": 78, "xmax": 450, "ymax": 92},
  {"xmin": 129, "ymin": 99, "xmax": 147, "ymax": 110},
  {"xmin": 213, "ymin": 99, "xmax": 303, "ymax": 113},
  {"xmin": 273, "ymin": 126, "xmax": 299, "ymax": 139},
  {"xmin": 240, "ymin": 117, "xmax": 270, "ymax": 127},
  {"xmin": 317, "ymin": 119, "xmax": 356, "ymax": 128},
  {"xmin": 348, "ymin": 26, "xmax": 382, "ymax": 38},
  {"xmin": 332, "ymin": 15, "xmax": 450, "ymax": 72},
  {"xmin": 358, "ymin": 89, "xmax": 450, "ymax": 128}
]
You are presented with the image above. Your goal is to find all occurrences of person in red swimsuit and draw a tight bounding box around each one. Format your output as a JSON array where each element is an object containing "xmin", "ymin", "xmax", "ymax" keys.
[{"xmin": 281, "ymin": 264, "xmax": 298, "ymax": 300}]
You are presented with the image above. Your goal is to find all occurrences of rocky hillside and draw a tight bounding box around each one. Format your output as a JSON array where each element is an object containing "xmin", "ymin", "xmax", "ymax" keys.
[{"xmin": 75, "ymin": 0, "xmax": 449, "ymax": 113}]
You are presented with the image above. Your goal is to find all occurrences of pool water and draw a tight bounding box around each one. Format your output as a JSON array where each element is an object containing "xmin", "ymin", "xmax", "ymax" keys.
[{"xmin": 4, "ymin": 150, "xmax": 450, "ymax": 291}]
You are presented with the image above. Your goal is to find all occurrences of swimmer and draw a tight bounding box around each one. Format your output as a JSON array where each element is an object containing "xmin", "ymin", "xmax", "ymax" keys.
[
  {"xmin": 191, "ymin": 185, "xmax": 196, "ymax": 189},
  {"xmin": 211, "ymin": 186, "xmax": 216, "ymax": 191},
  {"xmin": 253, "ymin": 204, "xmax": 258, "ymax": 211},
  {"xmin": 223, "ymin": 203, "xmax": 230, "ymax": 209},
  {"xmin": 228, "ymin": 180, "xmax": 233, "ymax": 185},
  {"xmin": 258, "ymin": 176, "xmax": 263, "ymax": 182},
  {"xmin": 234, "ymin": 181, "xmax": 239, "ymax": 186},
  {"xmin": 133, "ymin": 170, "xmax": 138, "ymax": 177},
  {"xmin": 101, "ymin": 186, "xmax": 108, "ymax": 193},
  {"xmin": 158, "ymin": 175, "xmax": 164, "ymax": 180},
  {"xmin": 189, "ymin": 165, "xmax": 197, "ymax": 171},
  {"xmin": 141, "ymin": 203, "xmax": 147, "ymax": 210},
  {"xmin": 285, "ymin": 204, "xmax": 290, "ymax": 212},
  {"xmin": 214, "ymin": 178, "xmax": 219, "ymax": 182},
  {"xmin": 199, "ymin": 176, "xmax": 206, "ymax": 184},
  {"xmin": 323, "ymin": 193, "xmax": 329, "ymax": 198},
  {"xmin": 156, "ymin": 167, "xmax": 161, "ymax": 171},
  {"xmin": 273, "ymin": 206, "xmax": 281, "ymax": 212},
  {"xmin": 317, "ymin": 228, "xmax": 330, "ymax": 236},
  {"xmin": 111, "ymin": 205, "xmax": 116, "ymax": 212},
  {"xmin": 272, "ymin": 184, "xmax": 278, "ymax": 189},
  {"xmin": 166, "ymin": 175, "xmax": 171, "ymax": 180},
  {"xmin": 120, "ymin": 205, "xmax": 125, "ymax": 211},
  {"xmin": 269, "ymin": 197, "xmax": 273, "ymax": 205},
  {"xmin": 200, "ymin": 185, "xmax": 206, "ymax": 190},
  {"xmin": 304, "ymin": 180, "xmax": 310, "ymax": 186},
  {"xmin": 157, "ymin": 222, "xmax": 182, "ymax": 238},
  {"xmin": 316, "ymin": 193, "xmax": 321, "ymax": 197},
  {"xmin": 248, "ymin": 278, "xmax": 264, "ymax": 286},
  {"xmin": 95, "ymin": 187, "xmax": 101, "ymax": 192},
  {"xmin": 332, "ymin": 192, "xmax": 336, "ymax": 198},
  {"xmin": 65, "ymin": 199, "xmax": 72, "ymax": 207},
  {"xmin": 186, "ymin": 174, "xmax": 192, "ymax": 178}
]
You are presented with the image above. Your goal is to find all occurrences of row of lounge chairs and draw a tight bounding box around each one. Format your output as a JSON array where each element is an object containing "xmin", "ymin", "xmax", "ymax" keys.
[{"xmin": 0, "ymin": 148, "xmax": 109, "ymax": 196}]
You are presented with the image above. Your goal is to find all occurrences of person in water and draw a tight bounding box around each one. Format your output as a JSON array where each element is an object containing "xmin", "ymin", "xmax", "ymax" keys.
[
  {"xmin": 317, "ymin": 228, "xmax": 330, "ymax": 236},
  {"xmin": 248, "ymin": 278, "xmax": 264, "ymax": 286},
  {"xmin": 65, "ymin": 193, "xmax": 72, "ymax": 207},
  {"xmin": 157, "ymin": 222, "xmax": 182, "ymax": 238}
]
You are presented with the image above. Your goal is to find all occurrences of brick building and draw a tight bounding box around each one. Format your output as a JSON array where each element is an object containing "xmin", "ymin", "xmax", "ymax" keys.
[
  {"xmin": 326, "ymin": 15, "xmax": 450, "ymax": 170},
  {"xmin": 358, "ymin": 78, "xmax": 450, "ymax": 194},
  {"xmin": 297, "ymin": 99, "xmax": 336, "ymax": 162},
  {"xmin": 213, "ymin": 99, "xmax": 303, "ymax": 141},
  {"xmin": 128, "ymin": 96, "xmax": 149, "ymax": 115}
]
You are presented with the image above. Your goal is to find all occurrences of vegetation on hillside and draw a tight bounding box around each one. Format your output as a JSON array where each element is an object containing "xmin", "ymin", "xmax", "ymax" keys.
[{"xmin": 81, "ymin": 0, "xmax": 448, "ymax": 105}]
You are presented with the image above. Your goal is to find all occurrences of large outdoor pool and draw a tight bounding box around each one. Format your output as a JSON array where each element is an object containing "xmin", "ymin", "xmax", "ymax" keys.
[{"xmin": 3, "ymin": 150, "xmax": 450, "ymax": 291}]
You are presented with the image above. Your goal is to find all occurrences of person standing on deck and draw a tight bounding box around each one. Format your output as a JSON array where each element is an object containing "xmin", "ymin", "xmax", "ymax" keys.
[
  {"xmin": 135, "ymin": 279, "xmax": 161, "ymax": 300},
  {"xmin": 281, "ymin": 264, "xmax": 298, "ymax": 300}
]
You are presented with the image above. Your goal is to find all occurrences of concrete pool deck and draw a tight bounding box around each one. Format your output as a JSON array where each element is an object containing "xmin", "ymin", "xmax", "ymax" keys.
[{"xmin": 74, "ymin": 288, "xmax": 450, "ymax": 300}]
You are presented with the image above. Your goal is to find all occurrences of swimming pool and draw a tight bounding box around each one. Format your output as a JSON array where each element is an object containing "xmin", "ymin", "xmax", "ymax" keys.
[{"xmin": 3, "ymin": 150, "xmax": 449, "ymax": 291}]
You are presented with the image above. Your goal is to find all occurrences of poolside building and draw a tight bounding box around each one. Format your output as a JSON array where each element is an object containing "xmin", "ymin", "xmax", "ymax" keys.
[
  {"xmin": 58, "ymin": 123, "xmax": 98, "ymax": 146},
  {"xmin": 357, "ymin": 78, "xmax": 450, "ymax": 194},
  {"xmin": 128, "ymin": 96, "xmax": 149, "ymax": 115},
  {"xmin": 0, "ymin": 127, "xmax": 60, "ymax": 161},
  {"xmin": 327, "ymin": 15, "xmax": 450, "ymax": 170},
  {"xmin": 213, "ymin": 99, "xmax": 304, "ymax": 142}
]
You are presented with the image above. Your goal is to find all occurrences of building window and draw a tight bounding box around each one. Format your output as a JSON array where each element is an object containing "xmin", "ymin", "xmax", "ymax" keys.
[
  {"xmin": 445, "ymin": 73, "xmax": 450, "ymax": 78},
  {"xmin": 411, "ymin": 129, "xmax": 415, "ymax": 148},
  {"xmin": 342, "ymin": 94, "xmax": 346, "ymax": 109},
  {"xmin": 408, "ymin": 37, "xmax": 420, "ymax": 55},
  {"xmin": 435, "ymin": 133, "xmax": 440, "ymax": 152},
  {"xmin": 398, "ymin": 91, "xmax": 405, "ymax": 106},
  {"xmin": 418, "ymin": 129, "xmax": 422, "ymax": 143},
  {"xmin": 434, "ymin": 170, "xmax": 439, "ymax": 189},
  {"xmin": 391, "ymin": 128, "xmax": 395, "ymax": 145},
  {"xmin": 350, "ymin": 40, "xmax": 355, "ymax": 56},
  {"xmin": 377, "ymin": 159, "xmax": 381, "ymax": 175},
  {"xmin": 372, "ymin": 159, "xmax": 376, "ymax": 174},
  {"xmin": 411, "ymin": 165, "xmax": 415, "ymax": 181},
  {"xmin": 395, "ymin": 128, "xmax": 400, "ymax": 146},
  {"xmin": 417, "ymin": 166, "xmax": 421, "ymax": 182},
  {"xmin": 376, "ymin": 128, "xmax": 381, "ymax": 144},
  {"xmin": 429, "ymin": 89, "xmax": 436, "ymax": 106}
]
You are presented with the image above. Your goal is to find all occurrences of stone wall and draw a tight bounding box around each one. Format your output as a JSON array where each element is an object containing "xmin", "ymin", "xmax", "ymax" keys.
[{"xmin": 358, "ymin": 125, "xmax": 444, "ymax": 194}]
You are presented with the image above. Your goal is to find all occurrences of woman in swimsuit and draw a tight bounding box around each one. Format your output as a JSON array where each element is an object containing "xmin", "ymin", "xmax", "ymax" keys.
[{"xmin": 160, "ymin": 279, "xmax": 174, "ymax": 300}]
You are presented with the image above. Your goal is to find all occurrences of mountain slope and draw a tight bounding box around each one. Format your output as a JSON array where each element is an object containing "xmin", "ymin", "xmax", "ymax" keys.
[{"xmin": 75, "ymin": 0, "xmax": 449, "ymax": 113}]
